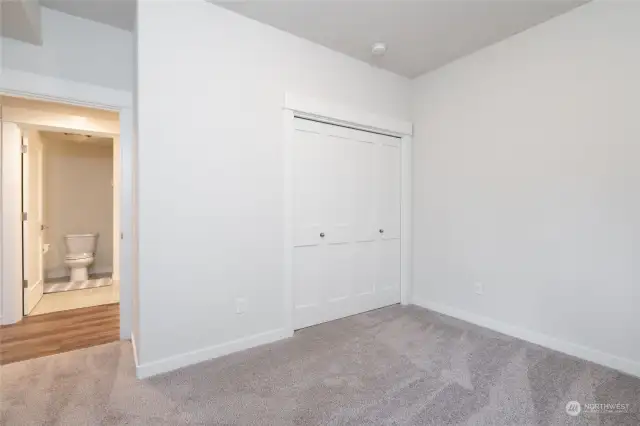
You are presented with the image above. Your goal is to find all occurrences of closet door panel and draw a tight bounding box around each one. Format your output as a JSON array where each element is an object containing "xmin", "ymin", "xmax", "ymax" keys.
[
  {"xmin": 377, "ymin": 142, "xmax": 401, "ymax": 240},
  {"xmin": 292, "ymin": 118, "xmax": 401, "ymax": 329}
]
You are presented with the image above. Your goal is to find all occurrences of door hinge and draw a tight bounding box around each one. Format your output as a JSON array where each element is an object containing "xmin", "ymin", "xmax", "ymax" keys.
[
  {"xmin": 120, "ymin": 232, "xmax": 124, "ymax": 240},
  {"xmin": 23, "ymin": 279, "xmax": 28, "ymax": 289},
  {"xmin": 22, "ymin": 212, "xmax": 28, "ymax": 221},
  {"xmin": 21, "ymin": 144, "xmax": 27, "ymax": 154}
]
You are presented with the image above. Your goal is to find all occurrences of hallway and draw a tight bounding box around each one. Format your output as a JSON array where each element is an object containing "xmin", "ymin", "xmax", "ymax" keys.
[{"xmin": 0, "ymin": 303, "xmax": 119, "ymax": 365}]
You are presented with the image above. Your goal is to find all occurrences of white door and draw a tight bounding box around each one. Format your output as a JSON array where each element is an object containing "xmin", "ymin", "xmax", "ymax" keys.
[
  {"xmin": 22, "ymin": 131, "xmax": 45, "ymax": 315},
  {"xmin": 292, "ymin": 118, "xmax": 401, "ymax": 329},
  {"xmin": 375, "ymin": 139, "xmax": 402, "ymax": 306}
]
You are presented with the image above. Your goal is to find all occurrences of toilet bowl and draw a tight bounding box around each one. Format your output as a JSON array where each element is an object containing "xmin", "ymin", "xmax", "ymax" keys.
[{"xmin": 64, "ymin": 234, "xmax": 98, "ymax": 282}]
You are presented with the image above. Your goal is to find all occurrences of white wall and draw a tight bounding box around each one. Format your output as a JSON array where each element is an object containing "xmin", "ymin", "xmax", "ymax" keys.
[
  {"xmin": 136, "ymin": 1, "xmax": 410, "ymax": 371},
  {"xmin": 411, "ymin": 0, "xmax": 640, "ymax": 373},
  {"xmin": 1, "ymin": 122, "xmax": 23, "ymax": 324},
  {"xmin": 1, "ymin": 7, "xmax": 132, "ymax": 91},
  {"xmin": 42, "ymin": 136, "xmax": 114, "ymax": 279}
]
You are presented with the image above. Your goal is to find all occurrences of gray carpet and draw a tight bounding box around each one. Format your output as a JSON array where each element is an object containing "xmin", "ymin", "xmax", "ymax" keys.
[{"xmin": 1, "ymin": 305, "xmax": 639, "ymax": 425}]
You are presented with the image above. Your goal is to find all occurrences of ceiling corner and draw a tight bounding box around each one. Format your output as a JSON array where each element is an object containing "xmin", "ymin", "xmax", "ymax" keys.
[{"xmin": 1, "ymin": 0, "xmax": 43, "ymax": 45}]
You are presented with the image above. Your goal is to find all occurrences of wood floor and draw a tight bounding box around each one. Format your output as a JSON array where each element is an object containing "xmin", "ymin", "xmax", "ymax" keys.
[{"xmin": 0, "ymin": 303, "xmax": 120, "ymax": 365}]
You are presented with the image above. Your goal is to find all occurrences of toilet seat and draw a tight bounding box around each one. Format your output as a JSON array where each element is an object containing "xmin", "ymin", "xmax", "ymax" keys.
[{"xmin": 65, "ymin": 253, "xmax": 93, "ymax": 261}]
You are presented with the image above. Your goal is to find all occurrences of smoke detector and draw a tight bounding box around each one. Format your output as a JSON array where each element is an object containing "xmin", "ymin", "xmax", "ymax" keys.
[{"xmin": 371, "ymin": 42, "xmax": 387, "ymax": 56}]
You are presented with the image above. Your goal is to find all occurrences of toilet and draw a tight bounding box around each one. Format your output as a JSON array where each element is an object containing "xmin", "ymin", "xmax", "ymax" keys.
[{"xmin": 64, "ymin": 233, "xmax": 98, "ymax": 282}]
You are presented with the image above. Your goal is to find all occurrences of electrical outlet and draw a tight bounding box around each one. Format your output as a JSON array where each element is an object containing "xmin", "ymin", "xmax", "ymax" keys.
[
  {"xmin": 235, "ymin": 298, "xmax": 247, "ymax": 315},
  {"xmin": 474, "ymin": 282, "xmax": 484, "ymax": 295}
]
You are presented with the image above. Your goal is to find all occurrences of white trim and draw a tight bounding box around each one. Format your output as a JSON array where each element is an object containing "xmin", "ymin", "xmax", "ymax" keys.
[
  {"xmin": 283, "ymin": 93, "xmax": 413, "ymax": 335},
  {"xmin": 118, "ymin": 107, "xmax": 133, "ymax": 339},
  {"xmin": 113, "ymin": 137, "xmax": 121, "ymax": 281},
  {"xmin": 282, "ymin": 109, "xmax": 295, "ymax": 336},
  {"xmin": 1, "ymin": 122, "xmax": 24, "ymax": 325},
  {"xmin": 25, "ymin": 279, "xmax": 44, "ymax": 315},
  {"xmin": 284, "ymin": 93, "xmax": 412, "ymax": 137},
  {"xmin": 135, "ymin": 328, "xmax": 290, "ymax": 379},
  {"xmin": 131, "ymin": 332, "xmax": 140, "ymax": 369},
  {"xmin": 412, "ymin": 298, "xmax": 640, "ymax": 379},
  {"xmin": 0, "ymin": 69, "xmax": 132, "ymax": 110},
  {"xmin": 400, "ymin": 135, "xmax": 412, "ymax": 305},
  {"xmin": 4, "ymin": 107, "xmax": 119, "ymax": 136},
  {"xmin": 0, "ymin": 72, "xmax": 134, "ymax": 342}
]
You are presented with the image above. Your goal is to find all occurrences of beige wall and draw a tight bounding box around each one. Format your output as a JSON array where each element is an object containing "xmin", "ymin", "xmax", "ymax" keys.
[{"xmin": 43, "ymin": 134, "xmax": 114, "ymax": 279}]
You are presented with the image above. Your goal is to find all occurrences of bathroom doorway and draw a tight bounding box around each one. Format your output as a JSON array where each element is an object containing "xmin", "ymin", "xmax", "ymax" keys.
[
  {"xmin": 23, "ymin": 130, "xmax": 120, "ymax": 316},
  {"xmin": 2, "ymin": 96, "xmax": 121, "ymax": 318}
]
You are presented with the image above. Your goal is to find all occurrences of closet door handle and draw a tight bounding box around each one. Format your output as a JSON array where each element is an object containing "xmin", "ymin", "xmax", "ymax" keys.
[
  {"xmin": 379, "ymin": 229, "xmax": 384, "ymax": 234},
  {"xmin": 320, "ymin": 232, "xmax": 325, "ymax": 238}
]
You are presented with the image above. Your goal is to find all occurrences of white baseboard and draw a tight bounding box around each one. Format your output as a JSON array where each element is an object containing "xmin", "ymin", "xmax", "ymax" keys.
[
  {"xmin": 131, "ymin": 332, "xmax": 139, "ymax": 369},
  {"xmin": 135, "ymin": 328, "xmax": 291, "ymax": 379},
  {"xmin": 412, "ymin": 298, "xmax": 640, "ymax": 379}
]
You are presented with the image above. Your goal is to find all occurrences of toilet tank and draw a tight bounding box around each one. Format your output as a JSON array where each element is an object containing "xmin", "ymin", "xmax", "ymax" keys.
[{"xmin": 64, "ymin": 233, "xmax": 98, "ymax": 254}]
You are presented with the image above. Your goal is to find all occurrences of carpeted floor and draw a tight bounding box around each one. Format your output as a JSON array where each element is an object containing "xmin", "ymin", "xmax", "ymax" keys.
[{"xmin": 1, "ymin": 305, "xmax": 639, "ymax": 425}]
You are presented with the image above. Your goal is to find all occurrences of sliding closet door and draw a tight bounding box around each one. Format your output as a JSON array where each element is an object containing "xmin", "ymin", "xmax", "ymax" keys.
[
  {"xmin": 292, "ymin": 118, "xmax": 401, "ymax": 330},
  {"xmin": 375, "ymin": 137, "xmax": 402, "ymax": 307},
  {"xmin": 292, "ymin": 122, "xmax": 331, "ymax": 330}
]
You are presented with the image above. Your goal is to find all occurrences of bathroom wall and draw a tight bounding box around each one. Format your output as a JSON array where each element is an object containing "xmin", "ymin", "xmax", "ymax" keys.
[{"xmin": 43, "ymin": 133, "xmax": 114, "ymax": 279}]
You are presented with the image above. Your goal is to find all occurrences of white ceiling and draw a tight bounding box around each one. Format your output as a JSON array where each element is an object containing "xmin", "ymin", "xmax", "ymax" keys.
[
  {"xmin": 217, "ymin": 0, "xmax": 589, "ymax": 78},
  {"xmin": 40, "ymin": 0, "xmax": 135, "ymax": 31},
  {"xmin": 36, "ymin": 0, "xmax": 589, "ymax": 78}
]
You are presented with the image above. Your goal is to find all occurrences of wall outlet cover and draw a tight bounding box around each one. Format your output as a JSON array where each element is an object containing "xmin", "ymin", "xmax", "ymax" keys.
[{"xmin": 235, "ymin": 298, "xmax": 247, "ymax": 314}]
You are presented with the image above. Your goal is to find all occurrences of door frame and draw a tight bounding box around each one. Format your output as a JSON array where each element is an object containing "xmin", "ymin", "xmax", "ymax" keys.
[
  {"xmin": 21, "ymin": 130, "xmax": 46, "ymax": 315},
  {"xmin": 282, "ymin": 93, "xmax": 413, "ymax": 336},
  {"xmin": 16, "ymin": 123, "xmax": 120, "ymax": 302},
  {"xmin": 0, "ymin": 70, "xmax": 134, "ymax": 340}
]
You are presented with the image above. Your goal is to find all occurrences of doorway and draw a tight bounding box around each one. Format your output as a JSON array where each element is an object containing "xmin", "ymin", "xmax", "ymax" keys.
[
  {"xmin": 1, "ymin": 95, "xmax": 126, "ymax": 362},
  {"xmin": 1, "ymin": 74, "xmax": 133, "ymax": 343},
  {"xmin": 0, "ymin": 96, "xmax": 124, "ymax": 337},
  {"xmin": 22, "ymin": 128, "xmax": 120, "ymax": 316}
]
